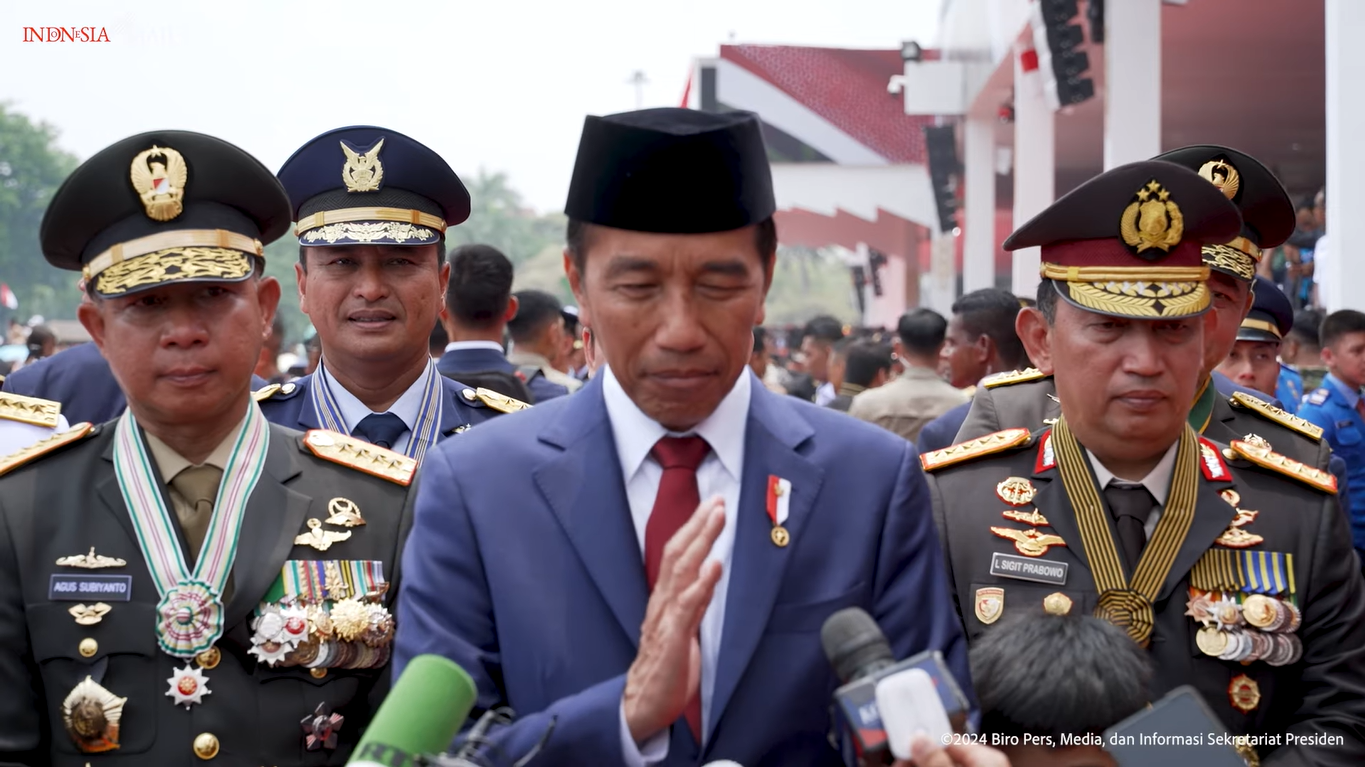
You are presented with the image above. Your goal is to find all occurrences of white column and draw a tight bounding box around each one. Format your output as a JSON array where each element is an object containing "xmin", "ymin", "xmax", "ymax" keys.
[
  {"xmin": 1103, "ymin": 0, "xmax": 1162, "ymax": 169},
  {"xmin": 963, "ymin": 116, "xmax": 996, "ymax": 292},
  {"xmin": 1323, "ymin": 0, "xmax": 1365, "ymax": 312},
  {"xmin": 1012, "ymin": 49, "xmax": 1054, "ymax": 298},
  {"xmin": 928, "ymin": 231, "xmax": 956, "ymax": 314}
]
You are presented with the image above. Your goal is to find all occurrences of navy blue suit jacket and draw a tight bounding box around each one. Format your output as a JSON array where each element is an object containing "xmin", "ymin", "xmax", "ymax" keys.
[
  {"xmin": 916, "ymin": 401, "xmax": 971, "ymax": 454},
  {"xmin": 256, "ymin": 371, "xmax": 496, "ymax": 438},
  {"xmin": 393, "ymin": 373, "xmax": 971, "ymax": 766},
  {"xmin": 436, "ymin": 347, "xmax": 568, "ymax": 404},
  {"xmin": 3, "ymin": 342, "xmax": 266, "ymax": 425}
]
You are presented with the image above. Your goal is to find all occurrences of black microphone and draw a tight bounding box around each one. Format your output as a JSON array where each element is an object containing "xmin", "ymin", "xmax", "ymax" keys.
[{"xmin": 821, "ymin": 608, "xmax": 970, "ymax": 759}]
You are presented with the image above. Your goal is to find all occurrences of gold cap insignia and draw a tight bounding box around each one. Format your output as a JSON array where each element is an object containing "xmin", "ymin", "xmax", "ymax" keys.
[
  {"xmin": 1199, "ymin": 159, "xmax": 1241, "ymax": 201},
  {"xmin": 975, "ymin": 587, "xmax": 1004, "ymax": 625},
  {"xmin": 1120, "ymin": 179, "xmax": 1185, "ymax": 254},
  {"xmin": 303, "ymin": 429, "xmax": 416, "ymax": 486},
  {"xmin": 0, "ymin": 391, "xmax": 60, "ymax": 428},
  {"xmin": 62, "ymin": 676, "xmax": 126, "ymax": 753},
  {"xmin": 341, "ymin": 138, "xmax": 385, "ymax": 193},
  {"xmin": 129, "ymin": 145, "xmax": 188, "ymax": 221}
]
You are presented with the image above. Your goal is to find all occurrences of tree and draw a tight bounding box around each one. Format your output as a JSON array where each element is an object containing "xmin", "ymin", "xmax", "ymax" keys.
[
  {"xmin": 447, "ymin": 169, "xmax": 566, "ymax": 264},
  {"xmin": 0, "ymin": 104, "xmax": 81, "ymax": 321}
]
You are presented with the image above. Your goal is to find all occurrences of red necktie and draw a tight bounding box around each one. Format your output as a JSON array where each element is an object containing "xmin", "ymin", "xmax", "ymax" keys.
[{"xmin": 645, "ymin": 435, "xmax": 711, "ymax": 742}]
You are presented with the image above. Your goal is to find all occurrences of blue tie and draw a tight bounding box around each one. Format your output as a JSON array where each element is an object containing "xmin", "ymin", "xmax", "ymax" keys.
[{"xmin": 352, "ymin": 413, "xmax": 408, "ymax": 450}]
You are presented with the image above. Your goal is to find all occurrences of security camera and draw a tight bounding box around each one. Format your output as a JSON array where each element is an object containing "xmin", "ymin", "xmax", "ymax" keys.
[{"xmin": 888, "ymin": 75, "xmax": 906, "ymax": 96}]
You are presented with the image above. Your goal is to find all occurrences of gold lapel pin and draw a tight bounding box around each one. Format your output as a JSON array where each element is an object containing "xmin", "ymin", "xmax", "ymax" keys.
[
  {"xmin": 294, "ymin": 519, "xmax": 352, "ymax": 552},
  {"xmin": 324, "ymin": 498, "xmax": 365, "ymax": 527},
  {"xmin": 55, "ymin": 547, "xmax": 127, "ymax": 569},
  {"xmin": 69, "ymin": 603, "xmax": 112, "ymax": 626}
]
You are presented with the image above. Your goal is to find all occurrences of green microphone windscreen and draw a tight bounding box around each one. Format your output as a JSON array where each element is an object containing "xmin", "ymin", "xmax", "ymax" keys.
[{"xmin": 349, "ymin": 654, "xmax": 478, "ymax": 766}]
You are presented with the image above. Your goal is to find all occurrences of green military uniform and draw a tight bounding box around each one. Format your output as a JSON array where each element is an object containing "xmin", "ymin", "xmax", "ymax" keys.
[
  {"xmin": 927, "ymin": 160, "xmax": 1365, "ymax": 763},
  {"xmin": 0, "ymin": 130, "xmax": 417, "ymax": 766}
]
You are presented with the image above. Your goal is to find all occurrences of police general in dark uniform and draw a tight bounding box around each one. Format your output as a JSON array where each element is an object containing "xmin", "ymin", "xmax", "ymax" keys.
[
  {"xmin": 924, "ymin": 161, "xmax": 1365, "ymax": 765},
  {"xmin": 952, "ymin": 146, "xmax": 1348, "ymax": 510},
  {"xmin": 257, "ymin": 126, "xmax": 523, "ymax": 456},
  {"xmin": 0, "ymin": 131, "xmax": 419, "ymax": 766}
]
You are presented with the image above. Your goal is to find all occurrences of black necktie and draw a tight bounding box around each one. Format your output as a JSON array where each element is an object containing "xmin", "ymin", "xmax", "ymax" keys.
[
  {"xmin": 352, "ymin": 413, "xmax": 407, "ymax": 450},
  {"xmin": 1103, "ymin": 484, "xmax": 1155, "ymax": 576}
]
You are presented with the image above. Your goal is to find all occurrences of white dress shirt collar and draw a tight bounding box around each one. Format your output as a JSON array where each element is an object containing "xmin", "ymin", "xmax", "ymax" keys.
[
  {"xmin": 602, "ymin": 365, "xmax": 750, "ymax": 484},
  {"xmin": 443, "ymin": 340, "xmax": 505, "ymax": 354},
  {"xmin": 318, "ymin": 358, "xmax": 432, "ymax": 438},
  {"xmin": 1086, "ymin": 440, "xmax": 1180, "ymax": 506}
]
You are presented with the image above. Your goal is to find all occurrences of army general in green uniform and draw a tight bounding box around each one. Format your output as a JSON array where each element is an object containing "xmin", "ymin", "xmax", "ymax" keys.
[
  {"xmin": 0, "ymin": 131, "xmax": 417, "ymax": 766},
  {"xmin": 953, "ymin": 146, "xmax": 1348, "ymax": 512},
  {"xmin": 925, "ymin": 161, "xmax": 1365, "ymax": 764}
]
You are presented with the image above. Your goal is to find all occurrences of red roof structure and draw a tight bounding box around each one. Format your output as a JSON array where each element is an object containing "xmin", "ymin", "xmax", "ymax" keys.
[{"xmin": 720, "ymin": 45, "xmax": 936, "ymax": 163}]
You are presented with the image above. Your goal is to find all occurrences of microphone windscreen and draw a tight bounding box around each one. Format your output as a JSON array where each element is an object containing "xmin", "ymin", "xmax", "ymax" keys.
[{"xmin": 350, "ymin": 654, "xmax": 478, "ymax": 765}]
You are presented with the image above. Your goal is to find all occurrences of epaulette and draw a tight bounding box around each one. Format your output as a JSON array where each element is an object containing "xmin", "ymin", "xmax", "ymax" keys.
[
  {"xmin": 0, "ymin": 391, "xmax": 61, "ymax": 428},
  {"xmin": 301, "ymin": 429, "xmax": 416, "ymax": 486},
  {"xmin": 1228, "ymin": 391, "xmax": 1322, "ymax": 441},
  {"xmin": 458, "ymin": 386, "xmax": 531, "ymax": 414},
  {"xmin": 253, "ymin": 381, "xmax": 301, "ymax": 402},
  {"xmin": 1226, "ymin": 439, "xmax": 1336, "ymax": 494},
  {"xmin": 921, "ymin": 428, "xmax": 1032, "ymax": 472},
  {"xmin": 0, "ymin": 422, "xmax": 96, "ymax": 478},
  {"xmin": 981, "ymin": 368, "xmax": 1049, "ymax": 389},
  {"xmin": 1304, "ymin": 388, "xmax": 1330, "ymax": 407}
]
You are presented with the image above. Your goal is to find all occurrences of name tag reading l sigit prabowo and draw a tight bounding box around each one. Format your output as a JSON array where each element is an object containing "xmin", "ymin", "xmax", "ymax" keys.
[
  {"xmin": 49, "ymin": 574, "xmax": 133, "ymax": 602},
  {"xmin": 989, "ymin": 552, "xmax": 1068, "ymax": 586}
]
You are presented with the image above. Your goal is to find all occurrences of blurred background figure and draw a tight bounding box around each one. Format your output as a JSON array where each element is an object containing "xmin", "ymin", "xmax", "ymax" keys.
[
  {"xmin": 824, "ymin": 338, "xmax": 891, "ymax": 412},
  {"xmin": 849, "ymin": 307, "xmax": 966, "ymax": 443},
  {"xmin": 970, "ymin": 610, "xmax": 1151, "ymax": 767},
  {"xmin": 1216, "ymin": 276, "xmax": 1293, "ymax": 405},
  {"xmin": 918, "ymin": 289, "xmax": 1032, "ymax": 453},
  {"xmin": 1281, "ymin": 307, "xmax": 1327, "ymax": 395},
  {"xmin": 253, "ymin": 315, "xmax": 290, "ymax": 385},
  {"xmin": 437, "ymin": 243, "xmax": 537, "ymax": 403},
  {"xmin": 507, "ymin": 288, "xmax": 580, "ymax": 398},
  {"xmin": 749, "ymin": 326, "xmax": 787, "ymax": 395},
  {"xmin": 561, "ymin": 306, "xmax": 589, "ymax": 381},
  {"xmin": 800, "ymin": 313, "xmax": 846, "ymax": 405},
  {"xmin": 11, "ymin": 323, "xmax": 55, "ymax": 373}
]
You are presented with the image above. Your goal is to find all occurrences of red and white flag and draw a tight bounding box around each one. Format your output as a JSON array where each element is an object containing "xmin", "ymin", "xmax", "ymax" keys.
[{"xmin": 0, "ymin": 283, "xmax": 17, "ymax": 310}]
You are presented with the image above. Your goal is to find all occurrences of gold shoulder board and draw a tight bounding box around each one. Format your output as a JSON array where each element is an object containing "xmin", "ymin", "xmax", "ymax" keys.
[
  {"xmin": 475, "ymin": 387, "xmax": 531, "ymax": 414},
  {"xmin": 252, "ymin": 383, "xmax": 281, "ymax": 402},
  {"xmin": 302, "ymin": 429, "xmax": 417, "ymax": 486},
  {"xmin": 921, "ymin": 428, "xmax": 1032, "ymax": 472},
  {"xmin": 1229, "ymin": 392, "xmax": 1323, "ymax": 441},
  {"xmin": 0, "ymin": 422, "xmax": 95, "ymax": 478},
  {"xmin": 0, "ymin": 391, "xmax": 61, "ymax": 428},
  {"xmin": 982, "ymin": 368, "xmax": 1048, "ymax": 389},
  {"xmin": 1228, "ymin": 439, "xmax": 1336, "ymax": 494}
]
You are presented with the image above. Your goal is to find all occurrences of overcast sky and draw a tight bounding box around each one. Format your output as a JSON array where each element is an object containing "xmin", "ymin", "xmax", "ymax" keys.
[{"xmin": 0, "ymin": 0, "xmax": 940, "ymax": 213}]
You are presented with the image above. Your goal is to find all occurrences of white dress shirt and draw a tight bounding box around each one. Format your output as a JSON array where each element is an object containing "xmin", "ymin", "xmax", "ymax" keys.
[
  {"xmin": 443, "ymin": 340, "xmax": 505, "ymax": 354},
  {"xmin": 318, "ymin": 360, "xmax": 434, "ymax": 455},
  {"xmin": 602, "ymin": 365, "xmax": 751, "ymax": 764},
  {"xmin": 1087, "ymin": 441, "xmax": 1180, "ymax": 539}
]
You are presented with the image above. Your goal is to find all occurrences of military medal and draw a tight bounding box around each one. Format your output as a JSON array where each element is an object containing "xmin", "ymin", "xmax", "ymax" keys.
[
  {"xmin": 112, "ymin": 402, "xmax": 269, "ymax": 672},
  {"xmin": 331, "ymin": 598, "xmax": 371, "ymax": 642},
  {"xmin": 62, "ymin": 677, "xmax": 126, "ymax": 753},
  {"xmin": 302, "ymin": 703, "xmax": 345, "ymax": 751},
  {"xmin": 995, "ymin": 477, "xmax": 1036, "ymax": 506},
  {"xmin": 165, "ymin": 665, "xmax": 211, "ymax": 708},
  {"xmin": 1228, "ymin": 674, "xmax": 1261, "ymax": 713},
  {"xmin": 1219, "ymin": 489, "xmax": 1240, "ymax": 507},
  {"xmin": 766, "ymin": 475, "xmax": 792, "ymax": 548},
  {"xmin": 989, "ymin": 526, "xmax": 1066, "ymax": 557},
  {"xmin": 311, "ymin": 359, "xmax": 444, "ymax": 462},
  {"xmin": 1196, "ymin": 626, "xmax": 1229, "ymax": 657}
]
